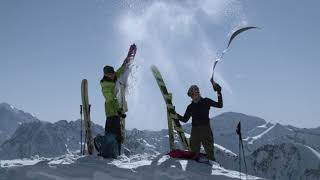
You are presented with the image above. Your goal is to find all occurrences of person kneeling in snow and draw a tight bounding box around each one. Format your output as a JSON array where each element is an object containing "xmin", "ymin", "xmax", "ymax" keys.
[{"xmin": 175, "ymin": 79, "xmax": 223, "ymax": 161}]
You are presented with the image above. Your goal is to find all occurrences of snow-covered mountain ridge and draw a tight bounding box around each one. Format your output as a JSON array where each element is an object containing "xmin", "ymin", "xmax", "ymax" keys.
[
  {"xmin": 0, "ymin": 103, "xmax": 319, "ymax": 180},
  {"xmin": 183, "ymin": 112, "xmax": 320, "ymax": 155}
]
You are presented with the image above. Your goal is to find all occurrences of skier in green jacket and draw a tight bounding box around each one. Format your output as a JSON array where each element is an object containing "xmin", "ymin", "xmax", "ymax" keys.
[
  {"xmin": 100, "ymin": 44, "xmax": 136, "ymax": 154},
  {"xmin": 175, "ymin": 78, "xmax": 223, "ymax": 161}
]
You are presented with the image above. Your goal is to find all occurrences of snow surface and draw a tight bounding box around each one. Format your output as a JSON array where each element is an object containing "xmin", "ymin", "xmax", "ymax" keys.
[
  {"xmin": 157, "ymin": 155, "xmax": 170, "ymax": 165},
  {"xmin": 247, "ymin": 124, "xmax": 276, "ymax": 144},
  {"xmin": 256, "ymin": 123, "xmax": 268, "ymax": 128},
  {"xmin": 184, "ymin": 132, "xmax": 191, "ymax": 139},
  {"xmin": 210, "ymin": 164, "xmax": 260, "ymax": 179},
  {"xmin": 138, "ymin": 138, "xmax": 156, "ymax": 149},
  {"xmin": 0, "ymin": 153, "xmax": 81, "ymax": 168},
  {"xmin": 304, "ymin": 145, "xmax": 320, "ymax": 160},
  {"xmin": 214, "ymin": 143, "xmax": 237, "ymax": 157},
  {"xmin": 0, "ymin": 153, "xmax": 263, "ymax": 180},
  {"xmin": 179, "ymin": 160, "xmax": 188, "ymax": 171},
  {"xmin": 108, "ymin": 154, "xmax": 155, "ymax": 170},
  {"xmin": 0, "ymin": 158, "xmax": 45, "ymax": 168}
]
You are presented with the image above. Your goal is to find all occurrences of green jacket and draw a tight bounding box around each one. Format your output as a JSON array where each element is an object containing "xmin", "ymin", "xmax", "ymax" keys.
[{"xmin": 100, "ymin": 65, "xmax": 125, "ymax": 117}]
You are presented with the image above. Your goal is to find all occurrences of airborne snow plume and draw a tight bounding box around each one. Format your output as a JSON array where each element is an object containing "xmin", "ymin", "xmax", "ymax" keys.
[{"xmin": 112, "ymin": 0, "xmax": 248, "ymax": 130}]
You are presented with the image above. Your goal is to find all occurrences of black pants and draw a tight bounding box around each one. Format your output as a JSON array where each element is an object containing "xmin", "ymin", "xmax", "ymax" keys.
[
  {"xmin": 190, "ymin": 125, "xmax": 215, "ymax": 161},
  {"xmin": 105, "ymin": 116, "xmax": 122, "ymax": 155}
]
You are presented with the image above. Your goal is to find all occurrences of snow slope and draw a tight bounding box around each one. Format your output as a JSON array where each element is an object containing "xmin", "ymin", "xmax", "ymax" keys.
[{"xmin": 0, "ymin": 154, "xmax": 263, "ymax": 180}]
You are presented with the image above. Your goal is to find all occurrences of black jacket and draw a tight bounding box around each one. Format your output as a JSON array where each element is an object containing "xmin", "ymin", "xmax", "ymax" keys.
[{"xmin": 180, "ymin": 93, "xmax": 223, "ymax": 127}]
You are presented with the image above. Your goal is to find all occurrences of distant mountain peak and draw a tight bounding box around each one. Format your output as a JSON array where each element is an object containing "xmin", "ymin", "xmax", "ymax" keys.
[
  {"xmin": 0, "ymin": 102, "xmax": 18, "ymax": 112},
  {"xmin": 0, "ymin": 102, "xmax": 40, "ymax": 144},
  {"xmin": 215, "ymin": 111, "xmax": 267, "ymax": 126},
  {"xmin": 217, "ymin": 111, "xmax": 265, "ymax": 120},
  {"xmin": 0, "ymin": 102, "xmax": 38, "ymax": 120}
]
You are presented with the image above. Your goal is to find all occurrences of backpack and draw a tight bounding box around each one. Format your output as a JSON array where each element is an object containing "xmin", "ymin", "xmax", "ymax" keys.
[{"xmin": 94, "ymin": 133, "xmax": 119, "ymax": 158}]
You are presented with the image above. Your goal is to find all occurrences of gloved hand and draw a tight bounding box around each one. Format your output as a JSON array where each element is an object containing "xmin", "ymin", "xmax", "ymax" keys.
[
  {"xmin": 172, "ymin": 113, "xmax": 182, "ymax": 122},
  {"xmin": 118, "ymin": 111, "xmax": 127, "ymax": 118},
  {"xmin": 127, "ymin": 43, "xmax": 137, "ymax": 58},
  {"xmin": 121, "ymin": 113, "xmax": 126, "ymax": 118},
  {"xmin": 212, "ymin": 83, "xmax": 222, "ymax": 92}
]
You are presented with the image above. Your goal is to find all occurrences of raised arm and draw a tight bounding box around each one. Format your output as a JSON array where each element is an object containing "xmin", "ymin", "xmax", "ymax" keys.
[
  {"xmin": 116, "ymin": 44, "xmax": 137, "ymax": 77},
  {"xmin": 209, "ymin": 78, "xmax": 223, "ymax": 108}
]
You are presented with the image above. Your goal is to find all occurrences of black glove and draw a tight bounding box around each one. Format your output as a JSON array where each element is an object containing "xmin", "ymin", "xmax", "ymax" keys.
[
  {"xmin": 127, "ymin": 44, "xmax": 137, "ymax": 58},
  {"xmin": 124, "ymin": 44, "xmax": 137, "ymax": 65},
  {"xmin": 212, "ymin": 82, "xmax": 222, "ymax": 92},
  {"xmin": 118, "ymin": 111, "xmax": 127, "ymax": 118},
  {"xmin": 173, "ymin": 118, "xmax": 180, "ymax": 125},
  {"xmin": 121, "ymin": 113, "xmax": 126, "ymax": 118},
  {"xmin": 172, "ymin": 113, "xmax": 183, "ymax": 122},
  {"xmin": 177, "ymin": 113, "xmax": 183, "ymax": 120}
]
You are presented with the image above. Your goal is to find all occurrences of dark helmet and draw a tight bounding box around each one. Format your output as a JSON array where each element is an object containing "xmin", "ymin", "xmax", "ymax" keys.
[{"xmin": 103, "ymin": 65, "xmax": 115, "ymax": 75}]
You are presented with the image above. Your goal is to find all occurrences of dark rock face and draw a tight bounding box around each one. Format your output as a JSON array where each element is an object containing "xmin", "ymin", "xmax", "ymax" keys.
[
  {"xmin": 0, "ymin": 103, "xmax": 39, "ymax": 145},
  {"xmin": 0, "ymin": 120, "xmax": 103, "ymax": 160}
]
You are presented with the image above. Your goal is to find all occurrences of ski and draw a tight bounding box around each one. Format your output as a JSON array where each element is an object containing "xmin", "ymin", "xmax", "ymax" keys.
[
  {"xmin": 116, "ymin": 45, "xmax": 137, "ymax": 143},
  {"xmin": 151, "ymin": 65, "xmax": 190, "ymax": 151},
  {"xmin": 81, "ymin": 79, "xmax": 94, "ymax": 155}
]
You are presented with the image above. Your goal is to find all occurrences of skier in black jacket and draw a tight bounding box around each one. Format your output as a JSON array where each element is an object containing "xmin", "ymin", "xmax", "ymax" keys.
[{"xmin": 175, "ymin": 79, "xmax": 223, "ymax": 161}]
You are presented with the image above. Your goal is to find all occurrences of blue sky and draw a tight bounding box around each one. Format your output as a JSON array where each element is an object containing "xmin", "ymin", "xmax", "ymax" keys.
[{"xmin": 0, "ymin": 0, "xmax": 319, "ymax": 130}]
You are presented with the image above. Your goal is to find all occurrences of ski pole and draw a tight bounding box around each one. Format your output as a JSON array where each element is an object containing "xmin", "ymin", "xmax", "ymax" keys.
[
  {"xmin": 239, "ymin": 135, "xmax": 242, "ymax": 180},
  {"xmin": 241, "ymin": 138, "xmax": 248, "ymax": 180},
  {"xmin": 236, "ymin": 121, "xmax": 242, "ymax": 180},
  {"xmin": 237, "ymin": 121, "xmax": 248, "ymax": 180},
  {"xmin": 83, "ymin": 130, "xmax": 87, "ymax": 155},
  {"xmin": 80, "ymin": 105, "xmax": 83, "ymax": 155}
]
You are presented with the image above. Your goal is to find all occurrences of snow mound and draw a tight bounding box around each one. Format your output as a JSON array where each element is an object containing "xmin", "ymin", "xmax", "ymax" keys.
[
  {"xmin": 0, "ymin": 153, "xmax": 263, "ymax": 180},
  {"xmin": 0, "ymin": 153, "xmax": 82, "ymax": 168}
]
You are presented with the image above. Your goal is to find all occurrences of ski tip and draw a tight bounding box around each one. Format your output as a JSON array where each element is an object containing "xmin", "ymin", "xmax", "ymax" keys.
[
  {"xmin": 150, "ymin": 65, "xmax": 160, "ymax": 73},
  {"xmin": 150, "ymin": 65, "xmax": 157, "ymax": 70},
  {"xmin": 82, "ymin": 79, "xmax": 88, "ymax": 83}
]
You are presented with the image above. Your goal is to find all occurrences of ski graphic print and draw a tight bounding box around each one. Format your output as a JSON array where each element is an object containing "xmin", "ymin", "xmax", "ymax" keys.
[
  {"xmin": 81, "ymin": 79, "xmax": 94, "ymax": 155},
  {"xmin": 151, "ymin": 65, "xmax": 190, "ymax": 151}
]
